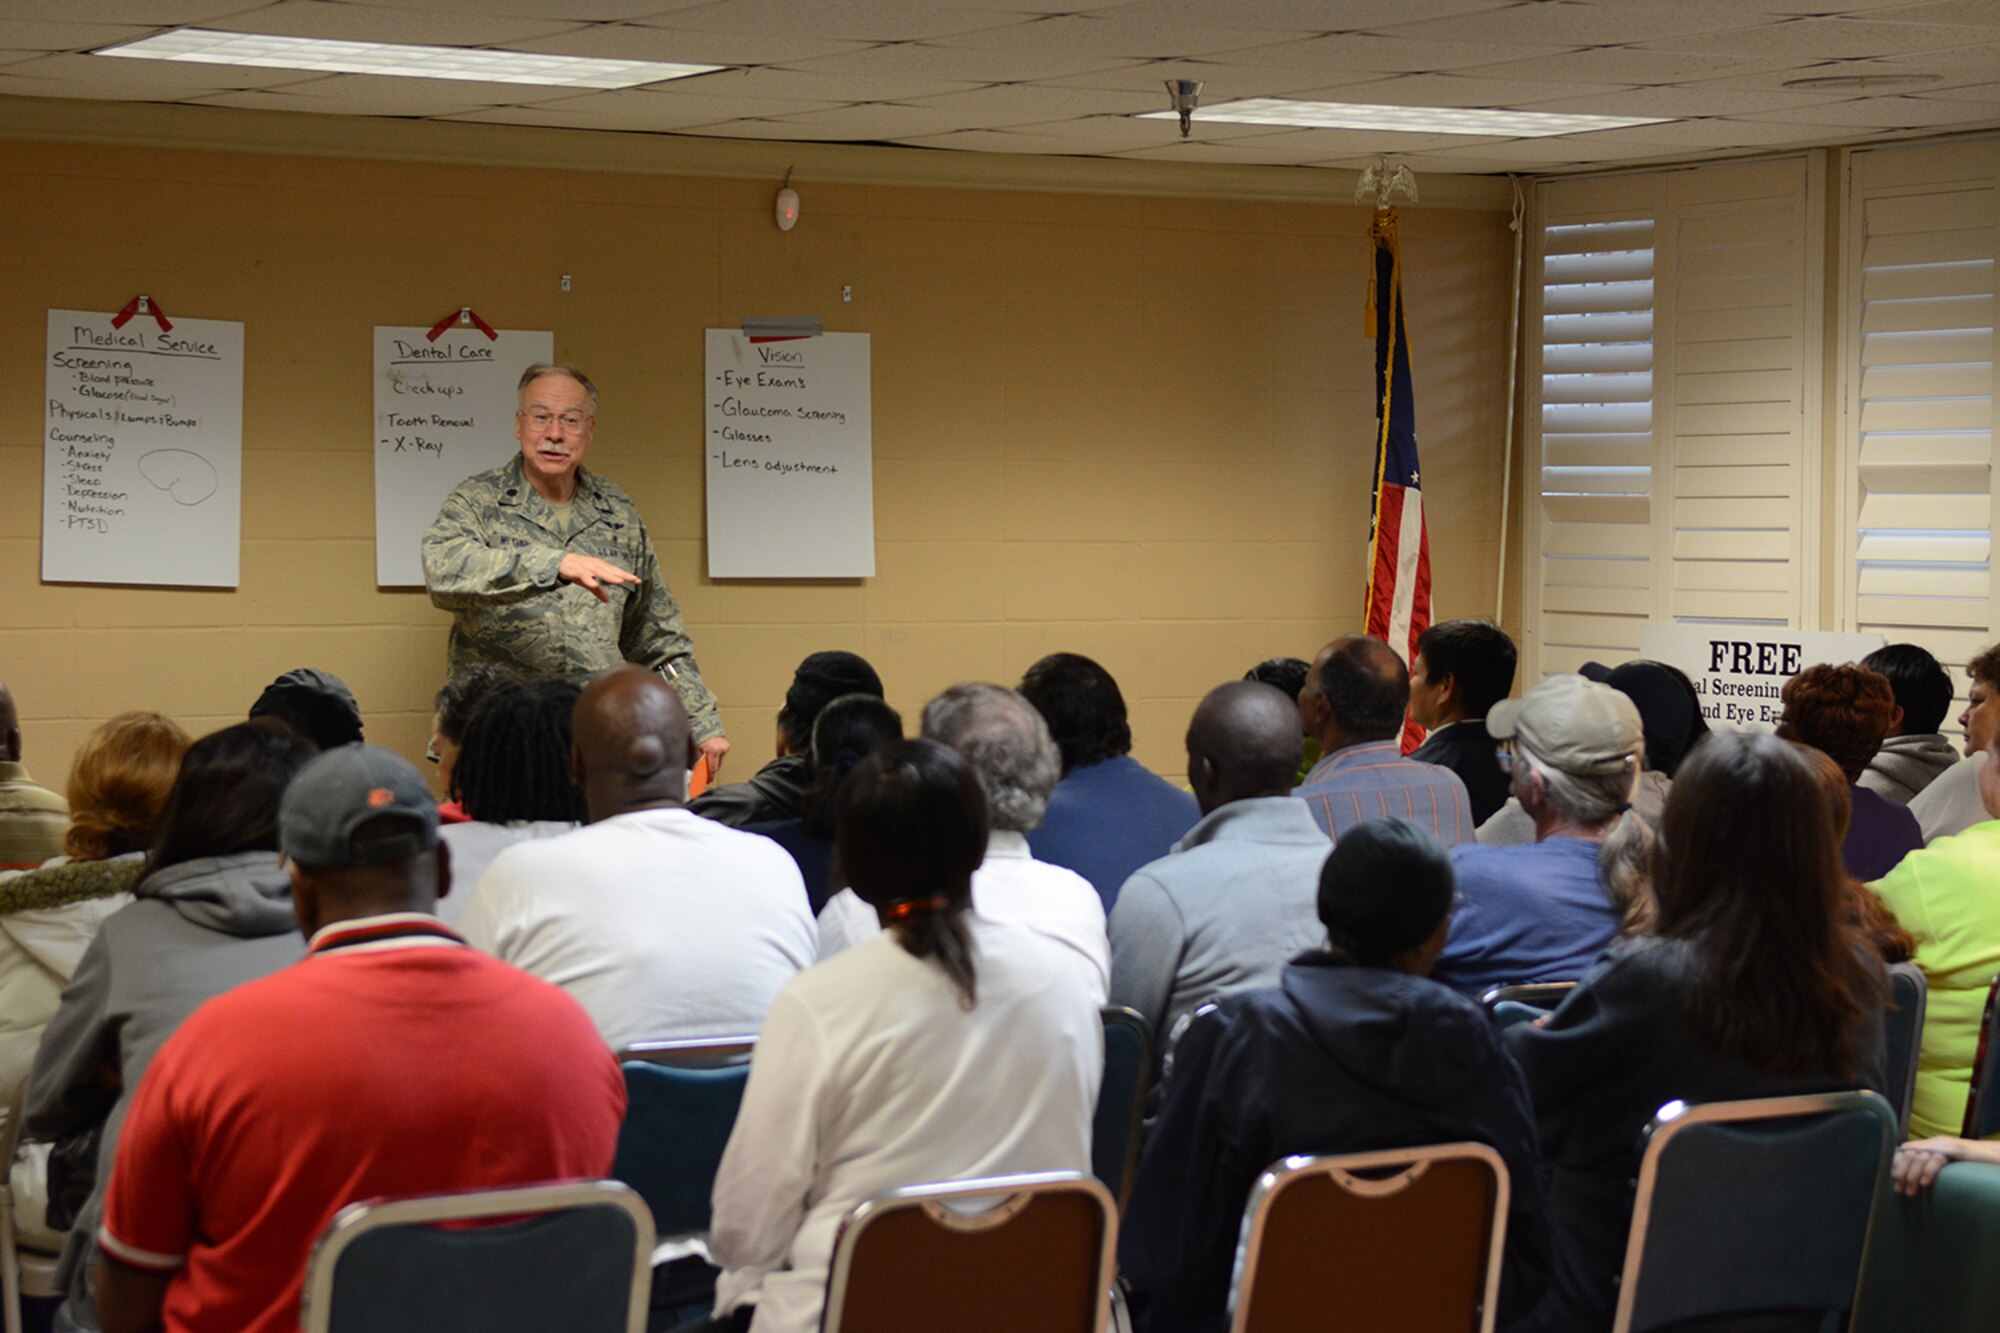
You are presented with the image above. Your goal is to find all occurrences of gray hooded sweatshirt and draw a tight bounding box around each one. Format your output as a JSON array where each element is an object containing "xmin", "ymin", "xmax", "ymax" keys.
[
  {"xmin": 21, "ymin": 850, "xmax": 304, "ymax": 1326},
  {"xmin": 1860, "ymin": 733, "xmax": 1960, "ymax": 806}
]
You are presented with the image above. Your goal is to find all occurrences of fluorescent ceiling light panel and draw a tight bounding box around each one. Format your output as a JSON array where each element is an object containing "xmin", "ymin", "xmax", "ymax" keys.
[
  {"xmin": 1140, "ymin": 97, "xmax": 1668, "ymax": 137},
  {"xmin": 97, "ymin": 29, "xmax": 719, "ymax": 89}
]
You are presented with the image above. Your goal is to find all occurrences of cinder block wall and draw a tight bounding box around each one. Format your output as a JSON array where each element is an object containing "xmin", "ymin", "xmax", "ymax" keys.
[{"xmin": 0, "ymin": 134, "xmax": 1516, "ymax": 790}]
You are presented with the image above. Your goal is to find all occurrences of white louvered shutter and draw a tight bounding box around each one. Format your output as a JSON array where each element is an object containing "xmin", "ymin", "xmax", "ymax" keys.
[
  {"xmin": 1525, "ymin": 159, "xmax": 1817, "ymax": 681},
  {"xmin": 1841, "ymin": 139, "xmax": 1998, "ymax": 728}
]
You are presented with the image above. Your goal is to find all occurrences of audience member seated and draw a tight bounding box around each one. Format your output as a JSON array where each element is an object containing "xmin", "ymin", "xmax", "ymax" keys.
[
  {"xmin": 1108, "ymin": 681, "xmax": 1328, "ymax": 1046},
  {"xmin": 1870, "ymin": 725, "xmax": 2000, "ymax": 1140},
  {"xmin": 818, "ymin": 685, "xmax": 1107, "ymax": 999},
  {"xmin": 1778, "ymin": 663, "xmax": 1923, "ymax": 881},
  {"xmin": 90, "ymin": 745, "xmax": 624, "ymax": 1333},
  {"xmin": 1019, "ymin": 653, "xmax": 1200, "ymax": 912},
  {"xmin": 1120, "ymin": 819, "xmax": 1549, "ymax": 1333},
  {"xmin": 1243, "ymin": 656, "xmax": 1318, "ymax": 784},
  {"xmin": 1293, "ymin": 635, "xmax": 1473, "ymax": 845},
  {"xmin": 745, "ymin": 693, "xmax": 902, "ymax": 913},
  {"xmin": 1909, "ymin": 642, "xmax": 2000, "ymax": 843},
  {"xmin": 3, "ymin": 712, "xmax": 189, "ymax": 1255},
  {"xmin": 1407, "ymin": 620, "xmax": 1518, "ymax": 825},
  {"xmin": 704, "ymin": 740, "xmax": 1102, "ymax": 1333},
  {"xmin": 245, "ymin": 667, "xmax": 364, "ymax": 751},
  {"xmin": 0, "ymin": 677, "xmax": 68, "ymax": 873},
  {"xmin": 692, "ymin": 650, "xmax": 884, "ymax": 828},
  {"xmin": 426, "ymin": 662, "xmax": 519, "ymax": 823},
  {"xmin": 1861, "ymin": 643, "xmax": 1959, "ymax": 806},
  {"xmin": 1478, "ymin": 659, "xmax": 1704, "ymax": 846},
  {"xmin": 434, "ymin": 678, "xmax": 586, "ymax": 926},
  {"xmin": 22, "ymin": 721, "xmax": 315, "ymax": 1332},
  {"xmin": 462, "ymin": 667, "xmax": 814, "ymax": 1050},
  {"xmin": 1508, "ymin": 732, "xmax": 1887, "ymax": 1333},
  {"xmin": 1432, "ymin": 675, "xmax": 1652, "ymax": 996},
  {"xmin": 1793, "ymin": 746, "xmax": 1914, "ymax": 964}
]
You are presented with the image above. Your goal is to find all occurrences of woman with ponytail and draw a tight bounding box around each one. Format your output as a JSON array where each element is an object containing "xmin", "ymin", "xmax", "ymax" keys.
[
  {"xmin": 705, "ymin": 739, "xmax": 1103, "ymax": 1333},
  {"xmin": 1509, "ymin": 731, "xmax": 1887, "ymax": 1332},
  {"xmin": 1119, "ymin": 817, "xmax": 1550, "ymax": 1333}
]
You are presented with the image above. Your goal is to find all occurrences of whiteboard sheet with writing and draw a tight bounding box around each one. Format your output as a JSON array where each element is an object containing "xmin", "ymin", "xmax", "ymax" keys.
[
  {"xmin": 704, "ymin": 330, "xmax": 874, "ymax": 578},
  {"xmin": 44, "ymin": 309, "xmax": 244, "ymax": 588},
  {"xmin": 373, "ymin": 326, "xmax": 553, "ymax": 587}
]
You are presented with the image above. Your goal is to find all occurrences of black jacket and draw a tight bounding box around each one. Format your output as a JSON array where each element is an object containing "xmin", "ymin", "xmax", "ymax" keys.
[
  {"xmin": 687, "ymin": 754, "xmax": 810, "ymax": 828},
  {"xmin": 1119, "ymin": 952, "xmax": 1551, "ymax": 1333},
  {"xmin": 1410, "ymin": 718, "xmax": 1512, "ymax": 826}
]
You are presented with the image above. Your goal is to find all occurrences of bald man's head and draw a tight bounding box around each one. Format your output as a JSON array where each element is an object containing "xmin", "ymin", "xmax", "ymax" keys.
[
  {"xmin": 1186, "ymin": 681, "xmax": 1303, "ymax": 814},
  {"xmin": 0, "ymin": 678, "xmax": 18, "ymax": 763},
  {"xmin": 1301, "ymin": 634, "xmax": 1411, "ymax": 753},
  {"xmin": 572, "ymin": 666, "xmax": 696, "ymax": 821}
]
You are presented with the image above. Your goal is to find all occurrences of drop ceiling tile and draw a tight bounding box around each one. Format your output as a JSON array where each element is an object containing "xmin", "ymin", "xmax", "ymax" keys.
[
  {"xmin": 904, "ymin": 82, "xmax": 1160, "ymax": 122},
  {"xmin": 24, "ymin": 1, "xmax": 265, "ymax": 21},
  {"xmin": 1109, "ymin": 138, "xmax": 1357, "ymax": 164},
  {"xmin": 889, "ymin": 127, "xmax": 1115, "ymax": 154},
  {"xmin": 1375, "ymin": 151, "xmax": 1519, "ymax": 172},
  {"xmin": 1518, "ymin": 83, "xmax": 1851, "ymax": 116},
  {"xmin": 1554, "ymin": 115, "xmax": 1847, "ymax": 145},
  {"xmin": 1296, "ymin": 72, "xmax": 1640, "ymax": 108},
  {"xmin": 196, "ymin": 1, "xmax": 585, "ymax": 45},
  {"xmin": 674, "ymin": 67, "xmax": 983, "ymax": 102},
  {"xmin": 1875, "ymin": 39, "xmax": 2000, "ymax": 69},
  {"xmin": 1368, "ymin": 4, "xmax": 1775, "ymax": 46},
  {"xmin": 1923, "ymin": 78, "xmax": 2000, "ymax": 100},
  {"xmin": 493, "ymin": 22, "xmax": 874, "ymax": 65},
  {"xmin": 1584, "ymin": 0, "xmax": 1947, "ymax": 12},
  {"xmin": 1092, "ymin": 0, "xmax": 1518, "ymax": 32},
  {"xmin": 0, "ymin": 49, "xmax": 319, "ymax": 93},
  {"xmin": 999, "ymin": 114, "xmax": 1200, "ymax": 150},
  {"xmin": 1664, "ymin": 56, "xmax": 1990, "ymax": 91},
  {"xmin": 351, "ymin": 0, "xmax": 712, "ymax": 17},
  {"xmin": 1870, "ymin": 0, "xmax": 2000, "ymax": 26},
  {"xmin": 937, "ymin": 14, "xmax": 1316, "ymax": 59},
  {"xmin": 652, "ymin": 116, "xmax": 895, "ymax": 140},
  {"xmin": 1467, "ymin": 45, "xmax": 1807, "ymax": 84},
  {"xmin": 0, "ymin": 20, "xmax": 154, "ymax": 51},
  {"xmin": 647, "ymin": 1, "xmax": 1023, "ymax": 42},
  {"xmin": 481, "ymin": 86, "xmax": 852, "ymax": 128},
  {"xmin": 1746, "ymin": 92, "xmax": 2000, "ymax": 123},
  {"xmin": 745, "ymin": 100, "xmax": 1005, "ymax": 138},
  {"xmin": 1212, "ymin": 32, "xmax": 1582, "ymax": 75},
  {"xmin": 1639, "ymin": 16, "xmax": 1978, "ymax": 58},
  {"xmin": 780, "ymin": 40, "xmax": 1148, "ymax": 82},
  {"xmin": 1031, "ymin": 59, "xmax": 1379, "ymax": 98}
]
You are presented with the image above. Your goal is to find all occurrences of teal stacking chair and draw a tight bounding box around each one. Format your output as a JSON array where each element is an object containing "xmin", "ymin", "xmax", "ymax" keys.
[
  {"xmin": 299, "ymin": 1180, "xmax": 653, "ymax": 1333},
  {"xmin": 1611, "ymin": 1091, "xmax": 1896, "ymax": 1333},
  {"xmin": 1094, "ymin": 1007, "xmax": 1153, "ymax": 1208},
  {"xmin": 1884, "ymin": 962, "xmax": 1927, "ymax": 1136}
]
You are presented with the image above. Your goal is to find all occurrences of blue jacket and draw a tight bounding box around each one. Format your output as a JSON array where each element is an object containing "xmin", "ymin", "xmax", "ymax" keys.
[
  {"xmin": 1027, "ymin": 756, "xmax": 1200, "ymax": 913},
  {"xmin": 1120, "ymin": 952, "xmax": 1551, "ymax": 1333}
]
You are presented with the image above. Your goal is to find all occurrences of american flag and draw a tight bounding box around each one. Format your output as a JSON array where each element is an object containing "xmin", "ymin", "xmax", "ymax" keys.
[{"xmin": 1363, "ymin": 208, "xmax": 1432, "ymax": 754}]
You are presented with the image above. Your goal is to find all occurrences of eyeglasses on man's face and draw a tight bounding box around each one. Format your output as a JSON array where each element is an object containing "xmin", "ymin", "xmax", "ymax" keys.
[{"xmin": 521, "ymin": 408, "xmax": 590, "ymax": 432}]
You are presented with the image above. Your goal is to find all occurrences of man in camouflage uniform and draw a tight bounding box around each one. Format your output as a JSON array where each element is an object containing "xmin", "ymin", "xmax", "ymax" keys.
[{"xmin": 422, "ymin": 364, "xmax": 730, "ymax": 775}]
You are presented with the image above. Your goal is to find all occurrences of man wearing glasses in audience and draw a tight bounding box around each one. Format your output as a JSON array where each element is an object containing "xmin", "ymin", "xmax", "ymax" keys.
[{"xmin": 422, "ymin": 363, "xmax": 729, "ymax": 777}]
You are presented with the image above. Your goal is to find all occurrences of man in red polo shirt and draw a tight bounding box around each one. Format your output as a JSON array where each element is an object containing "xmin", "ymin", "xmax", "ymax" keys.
[{"xmin": 92, "ymin": 744, "xmax": 626, "ymax": 1333}]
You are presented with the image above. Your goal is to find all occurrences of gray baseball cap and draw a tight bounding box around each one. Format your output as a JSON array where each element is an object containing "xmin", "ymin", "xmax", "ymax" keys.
[
  {"xmin": 279, "ymin": 743, "xmax": 439, "ymax": 868},
  {"xmin": 1487, "ymin": 674, "xmax": 1644, "ymax": 778}
]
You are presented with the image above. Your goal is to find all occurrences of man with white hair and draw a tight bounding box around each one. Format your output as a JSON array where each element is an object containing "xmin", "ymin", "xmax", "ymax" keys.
[
  {"xmin": 1429, "ymin": 674, "xmax": 1652, "ymax": 996},
  {"xmin": 815, "ymin": 683, "xmax": 1108, "ymax": 1001}
]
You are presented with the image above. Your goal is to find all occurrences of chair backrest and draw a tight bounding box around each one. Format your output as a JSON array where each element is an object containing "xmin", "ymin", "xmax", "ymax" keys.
[
  {"xmin": 1853, "ymin": 1159, "xmax": 2000, "ymax": 1333},
  {"xmin": 1093, "ymin": 1006, "xmax": 1153, "ymax": 1208},
  {"xmin": 822, "ymin": 1172, "xmax": 1114, "ymax": 1333},
  {"xmin": 1478, "ymin": 982, "xmax": 1577, "ymax": 1012},
  {"xmin": 617, "ymin": 1035, "xmax": 758, "ymax": 1069},
  {"xmin": 299, "ymin": 1180, "xmax": 654, "ymax": 1333},
  {"xmin": 1613, "ymin": 1091, "xmax": 1897, "ymax": 1333},
  {"xmin": 1960, "ymin": 974, "xmax": 2000, "ymax": 1139},
  {"xmin": 1884, "ymin": 963, "xmax": 1928, "ymax": 1136},
  {"xmin": 1227, "ymin": 1144, "xmax": 1508, "ymax": 1333},
  {"xmin": 613, "ymin": 1059, "xmax": 753, "ymax": 1237}
]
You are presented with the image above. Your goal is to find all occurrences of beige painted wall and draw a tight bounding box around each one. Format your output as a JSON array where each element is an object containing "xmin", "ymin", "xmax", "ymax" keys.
[{"xmin": 0, "ymin": 135, "xmax": 1516, "ymax": 792}]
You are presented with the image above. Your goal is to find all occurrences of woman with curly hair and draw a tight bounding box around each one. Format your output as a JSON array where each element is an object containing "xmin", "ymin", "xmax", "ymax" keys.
[{"xmin": 1777, "ymin": 662, "xmax": 1924, "ymax": 881}]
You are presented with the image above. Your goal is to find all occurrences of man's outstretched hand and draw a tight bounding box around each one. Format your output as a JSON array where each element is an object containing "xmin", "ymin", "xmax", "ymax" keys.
[{"xmin": 558, "ymin": 553, "xmax": 641, "ymax": 602}]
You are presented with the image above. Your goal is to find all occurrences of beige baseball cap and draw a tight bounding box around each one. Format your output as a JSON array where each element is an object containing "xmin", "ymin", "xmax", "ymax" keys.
[{"xmin": 1486, "ymin": 674, "xmax": 1644, "ymax": 778}]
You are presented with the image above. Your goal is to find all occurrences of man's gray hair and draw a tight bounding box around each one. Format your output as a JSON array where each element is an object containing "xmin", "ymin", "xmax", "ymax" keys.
[
  {"xmin": 1511, "ymin": 747, "xmax": 1636, "ymax": 829},
  {"xmin": 921, "ymin": 684, "xmax": 1060, "ymax": 834},
  {"xmin": 518, "ymin": 363, "xmax": 599, "ymax": 413}
]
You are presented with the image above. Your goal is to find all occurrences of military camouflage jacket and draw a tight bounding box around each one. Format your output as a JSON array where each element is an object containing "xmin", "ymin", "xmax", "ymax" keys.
[{"xmin": 421, "ymin": 455, "xmax": 724, "ymax": 741}]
